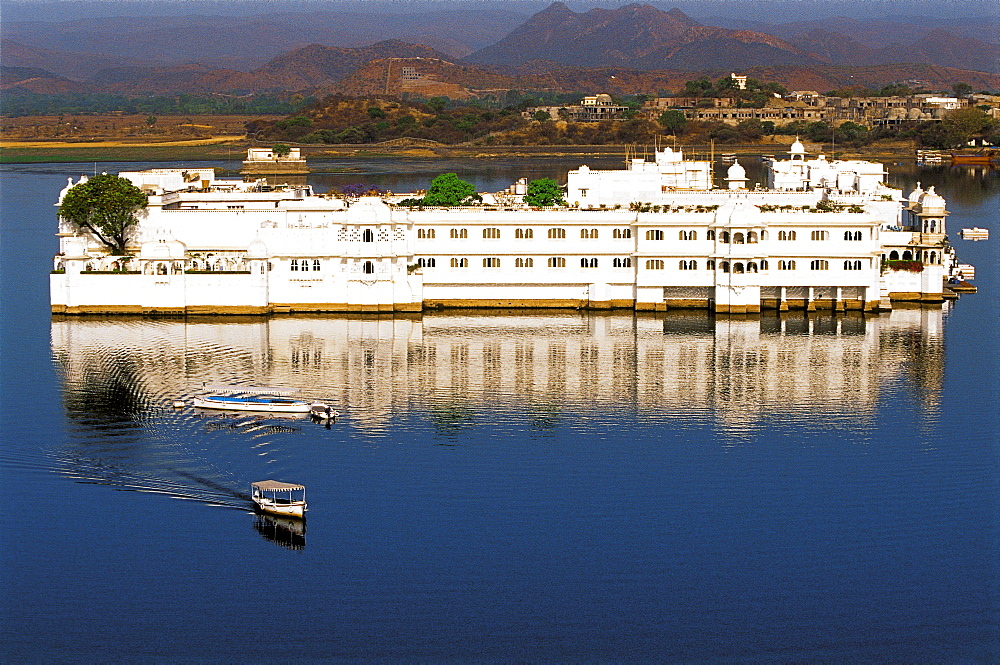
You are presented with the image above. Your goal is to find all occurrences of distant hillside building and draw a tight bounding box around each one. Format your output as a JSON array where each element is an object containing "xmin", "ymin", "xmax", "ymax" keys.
[
  {"xmin": 525, "ymin": 93, "xmax": 630, "ymax": 122},
  {"xmin": 241, "ymin": 147, "xmax": 309, "ymax": 182}
]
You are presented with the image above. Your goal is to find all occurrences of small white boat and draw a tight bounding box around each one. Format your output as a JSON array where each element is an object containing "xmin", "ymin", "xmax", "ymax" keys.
[
  {"xmin": 192, "ymin": 386, "xmax": 316, "ymax": 413},
  {"xmin": 251, "ymin": 480, "xmax": 307, "ymax": 519},
  {"xmin": 309, "ymin": 403, "xmax": 339, "ymax": 421}
]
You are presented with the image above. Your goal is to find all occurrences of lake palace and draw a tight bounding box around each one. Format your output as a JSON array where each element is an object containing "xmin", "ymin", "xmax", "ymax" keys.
[{"xmin": 50, "ymin": 141, "xmax": 967, "ymax": 315}]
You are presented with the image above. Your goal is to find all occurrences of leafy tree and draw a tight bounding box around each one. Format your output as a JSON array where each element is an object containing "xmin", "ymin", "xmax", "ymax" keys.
[
  {"xmin": 533, "ymin": 110, "xmax": 552, "ymax": 122},
  {"xmin": 952, "ymin": 82, "xmax": 973, "ymax": 97},
  {"xmin": 58, "ymin": 174, "xmax": 148, "ymax": 255},
  {"xmin": 944, "ymin": 108, "xmax": 993, "ymax": 142},
  {"xmin": 524, "ymin": 178, "xmax": 565, "ymax": 207},
  {"xmin": 427, "ymin": 97, "xmax": 448, "ymax": 112},
  {"xmin": 422, "ymin": 173, "xmax": 478, "ymax": 206},
  {"xmin": 367, "ymin": 106, "xmax": 386, "ymax": 119},
  {"xmin": 272, "ymin": 143, "xmax": 291, "ymax": 157},
  {"xmin": 145, "ymin": 115, "xmax": 157, "ymax": 126},
  {"xmin": 658, "ymin": 109, "xmax": 687, "ymax": 133}
]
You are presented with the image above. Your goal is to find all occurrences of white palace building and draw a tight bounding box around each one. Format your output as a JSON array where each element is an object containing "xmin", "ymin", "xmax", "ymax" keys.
[{"xmin": 50, "ymin": 142, "xmax": 964, "ymax": 315}]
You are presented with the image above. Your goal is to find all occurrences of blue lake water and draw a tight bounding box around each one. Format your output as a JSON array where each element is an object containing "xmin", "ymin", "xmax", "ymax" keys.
[{"xmin": 1, "ymin": 158, "xmax": 997, "ymax": 662}]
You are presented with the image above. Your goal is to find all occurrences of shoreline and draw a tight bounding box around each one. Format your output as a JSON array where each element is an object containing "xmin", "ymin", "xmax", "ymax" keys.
[{"xmin": 0, "ymin": 139, "xmax": 920, "ymax": 165}]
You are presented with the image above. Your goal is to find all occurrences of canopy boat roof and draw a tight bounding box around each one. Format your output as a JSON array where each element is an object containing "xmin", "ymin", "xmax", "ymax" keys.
[
  {"xmin": 205, "ymin": 385, "xmax": 298, "ymax": 395},
  {"xmin": 252, "ymin": 480, "xmax": 305, "ymax": 491}
]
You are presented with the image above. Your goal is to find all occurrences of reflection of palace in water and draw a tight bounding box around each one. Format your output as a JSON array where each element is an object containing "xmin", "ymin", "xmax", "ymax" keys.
[{"xmin": 52, "ymin": 308, "xmax": 944, "ymax": 431}]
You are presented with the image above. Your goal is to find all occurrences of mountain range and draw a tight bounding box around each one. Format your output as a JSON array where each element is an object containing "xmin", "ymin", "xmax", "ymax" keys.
[{"xmin": 2, "ymin": 3, "xmax": 998, "ymax": 100}]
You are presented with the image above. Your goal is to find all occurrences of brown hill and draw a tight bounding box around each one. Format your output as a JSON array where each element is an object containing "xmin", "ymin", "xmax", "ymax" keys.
[
  {"xmin": 0, "ymin": 66, "xmax": 89, "ymax": 94},
  {"xmin": 0, "ymin": 39, "xmax": 152, "ymax": 81},
  {"xmin": 254, "ymin": 41, "xmax": 454, "ymax": 90},
  {"xmin": 465, "ymin": 3, "xmax": 819, "ymax": 70},
  {"xmin": 340, "ymin": 56, "xmax": 1000, "ymax": 99}
]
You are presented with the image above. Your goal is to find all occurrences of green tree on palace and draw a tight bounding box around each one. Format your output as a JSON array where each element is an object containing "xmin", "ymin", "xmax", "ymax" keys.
[
  {"xmin": 524, "ymin": 178, "xmax": 565, "ymax": 207},
  {"xmin": 58, "ymin": 174, "xmax": 148, "ymax": 255},
  {"xmin": 657, "ymin": 109, "xmax": 687, "ymax": 133},
  {"xmin": 422, "ymin": 173, "xmax": 479, "ymax": 206}
]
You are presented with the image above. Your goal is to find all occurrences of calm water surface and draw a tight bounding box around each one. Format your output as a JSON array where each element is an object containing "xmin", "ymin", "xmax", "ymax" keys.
[{"xmin": 1, "ymin": 158, "xmax": 997, "ymax": 662}]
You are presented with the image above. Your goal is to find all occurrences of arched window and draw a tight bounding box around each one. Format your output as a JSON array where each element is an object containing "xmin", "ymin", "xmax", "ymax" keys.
[
  {"xmin": 548, "ymin": 257, "xmax": 566, "ymax": 268},
  {"xmin": 679, "ymin": 230, "xmax": 687, "ymax": 240},
  {"xmin": 581, "ymin": 258, "xmax": 598, "ymax": 268},
  {"xmin": 889, "ymin": 250, "xmax": 899, "ymax": 260},
  {"xmin": 450, "ymin": 228, "xmax": 468, "ymax": 239},
  {"xmin": 613, "ymin": 257, "xmax": 632, "ymax": 268},
  {"xmin": 548, "ymin": 228, "xmax": 566, "ymax": 239},
  {"xmin": 417, "ymin": 228, "xmax": 435, "ymax": 239},
  {"xmin": 515, "ymin": 257, "xmax": 534, "ymax": 268},
  {"xmin": 760, "ymin": 260, "xmax": 768, "ymax": 271},
  {"xmin": 646, "ymin": 229, "xmax": 664, "ymax": 240},
  {"xmin": 362, "ymin": 229, "xmax": 374, "ymax": 242},
  {"xmin": 707, "ymin": 259, "xmax": 716, "ymax": 270},
  {"xmin": 747, "ymin": 262, "xmax": 758, "ymax": 273},
  {"xmin": 418, "ymin": 258, "xmax": 436, "ymax": 268},
  {"xmin": 733, "ymin": 232, "xmax": 745, "ymax": 244},
  {"xmin": 450, "ymin": 257, "xmax": 468, "ymax": 268},
  {"xmin": 313, "ymin": 259, "xmax": 321, "ymax": 271},
  {"xmin": 645, "ymin": 259, "xmax": 664, "ymax": 270},
  {"xmin": 811, "ymin": 230, "xmax": 829, "ymax": 241},
  {"xmin": 902, "ymin": 250, "xmax": 912, "ymax": 261},
  {"xmin": 721, "ymin": 261, "xmax": 730, "ymax": 273},
  {"xmin": 363, "ymin": 261, "xmax": 375, "ymax": 274},
  {"xmin": 483, "ymin": 228, "xmax": 500, "ymax": 239},
  {"xmin": 930, "ymin": 251, "xmax": 937, "ymax": 264},
  {"xmin": 679, "ymin": 260, "xmax": 698, "ymax": 270},
  {"xmin": 156, "ymin": 263, "xmax": 168, "ymax": 275},
  {"xmin": 778, "ymin": 230, "xmax": 797, "ymax": 241},
  {"xmin": 761, "ymin": 230, "xmax": 769, "ymax": 241},
  {"xmin": 810, "ymin": 259, "xmax": 829, "ymax": 270},
  {"xmin": 843, "ymin": 260, "xmax": 861, "ymax": 270},
  {"xmin": 290, "ymin": 259, "xmax": 299, "ymax": 271},
  {"xmin": 844, "ymin": 230, "xmax": 862, "ymax": 241},
  {"xmin": 301, "ymin": 260, "xmax": 309, "ymax": 272},
  {"xmin": 483, "ymin": 257, "xmax": 500, "ymax": 268},
  {"xmin": 581, "ymin": 228, "xmax": 599, "ymax": 239},
  {"xmin": 733, "ymin": 262, "xmax": 745, "ymax": 274},
  {"xmin": 613, "ymin": 228, "xmax": 631, "ymax": 239},
  {"xmin": 515, "ymin": 228, "xmax": 534, "ymax": 239},
  {"xmin": 747, "ymin": 231, "xmax": 758, "ymax": 243},
  {"xmin": 707, "ymin": 230, "xmax": 716, "ymax": 241},
  {"xmin": 720, "ymin": 231, "xmax": 730, "ymax": 243}
]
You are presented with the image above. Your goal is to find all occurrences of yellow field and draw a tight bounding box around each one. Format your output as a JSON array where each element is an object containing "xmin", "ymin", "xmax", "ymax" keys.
[{"xmin": 0, "ymin": 136, "xmax": 246, "ymax": 149}]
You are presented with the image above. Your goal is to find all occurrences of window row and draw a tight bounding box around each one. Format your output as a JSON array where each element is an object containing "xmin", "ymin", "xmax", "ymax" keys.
[
  {"xmin": 425, "ymin": 257, "xmax": 635, "ymax": 269},
  {"xmin": 416, "ymin": 227, "xmax": 636, "ymax": 240},
  {"xmin": 414, "ymin": 228, "xmax": 864, "ymax": 242},
  {"xmin": 290, "ymin": 259, "xmax": 322, "ymax": 271}
]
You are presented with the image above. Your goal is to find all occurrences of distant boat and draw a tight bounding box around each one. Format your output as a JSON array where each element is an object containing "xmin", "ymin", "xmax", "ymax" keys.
[
  {"xmin": 950, "ymin": 150, "xmax": 997, "ymax": 165},
  {"xmin": 192, "ymin": 386, "xmax": 329, "ymax": 414},
  {"xmin": 251, "ymin": 480, "xmax": 307, "ymax": 519},
  {"xmin": 959, "ymin": 228, "xmax": 989, "ymax": 241}
]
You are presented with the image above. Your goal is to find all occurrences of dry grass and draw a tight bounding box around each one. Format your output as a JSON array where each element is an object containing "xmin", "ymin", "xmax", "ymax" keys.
[{"xmin": 1, "ymin": 136, "xmax": 245, "ymax": 149}]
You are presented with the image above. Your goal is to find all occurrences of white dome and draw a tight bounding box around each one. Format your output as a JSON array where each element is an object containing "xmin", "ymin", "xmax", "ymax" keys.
[
  {"xmin": 790, "ymin": 138, "xmax": 805, "ymax": 154},
  {"xmin": 247, "ymin": 237, "xmax": 268, "ymax": 259},
  {"xmin": 908, "ymin": 183, "xmax": 924, "ymax": 205},
  {"xmin": 726, "ymin": 160, "xmax": 746, "ymax": 180},
  {"xmin": 346, "ymin": 196, "xmax": 392, "ymax": 224},
  {"xmin": 919, "ymin": 185, "xmax": 946, "ymax": 212}
]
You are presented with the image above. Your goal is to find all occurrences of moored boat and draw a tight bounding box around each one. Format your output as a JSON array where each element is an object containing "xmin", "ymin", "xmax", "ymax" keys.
[
  {"xmin": 191, "ymin": 386, "xmax": 329, "ymax": 414},
  {"xmin": 251, "ymin": 480, "xmax": 307, "ymax": 518}
]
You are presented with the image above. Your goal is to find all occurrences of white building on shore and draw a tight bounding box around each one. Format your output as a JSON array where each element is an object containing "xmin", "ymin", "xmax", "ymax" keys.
[{"xmin": 50, "ymin": 147, "xmax": 965, "ymax": 316}]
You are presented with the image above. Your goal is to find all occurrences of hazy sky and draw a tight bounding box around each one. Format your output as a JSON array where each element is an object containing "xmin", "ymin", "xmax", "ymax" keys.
[{"xmin": 1, "ymin": 0, "xmax": 997, "ymax": 23}]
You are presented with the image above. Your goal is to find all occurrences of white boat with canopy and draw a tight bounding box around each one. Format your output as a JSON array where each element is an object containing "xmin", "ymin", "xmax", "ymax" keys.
[
  {"xmin": 251, "ymin": 480, "xmax": 307, "ymax": 518},
  {"xmin": 192, "ymin": 386, "xmax": 325, "ymax": 414}
]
